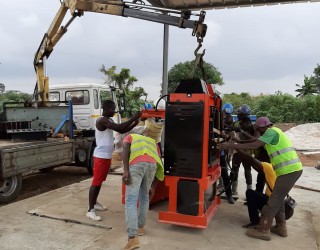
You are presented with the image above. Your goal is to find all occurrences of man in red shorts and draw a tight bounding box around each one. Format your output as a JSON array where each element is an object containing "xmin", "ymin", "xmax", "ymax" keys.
[{"xmin": 86, "ymin": 100, "xmax": 141, "ymax": 221}]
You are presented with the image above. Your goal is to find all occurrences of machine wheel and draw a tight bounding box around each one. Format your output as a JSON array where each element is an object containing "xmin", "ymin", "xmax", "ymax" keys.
[
  {"xmin": 39, "ymin": 166, "xmax": 56, "ymax": 173},
  {"xmin": 0, "ymin": 175, "xmax": 23, "ymax": 203}
]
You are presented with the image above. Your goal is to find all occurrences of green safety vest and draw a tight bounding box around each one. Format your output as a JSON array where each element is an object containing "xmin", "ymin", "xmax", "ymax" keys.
[
  {"xmin": 265, "ymin": 127, "xmax": 302, "ymax": 177},
  {"xmin": 129, "ymin": 134, "xmax": 164, "ymax": 181}
]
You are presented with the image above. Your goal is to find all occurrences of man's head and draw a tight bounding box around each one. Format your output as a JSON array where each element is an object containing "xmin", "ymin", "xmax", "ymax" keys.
[
  {"xmin": 236, "ymin": 104, "xmax": 251, "ymax": 120},
  {"xmin": 224, "ymin": 113, "xmax": 234, "ymax": 128},
  {"xmin": 222, "ymin": 103, "xmax": 233, "ymax": 115},
  {"xmin": 255, "ymin": 117, "xmax": 273, "ymax": 135},
  {"xmin": 102, "ymin": 100, "xmax": 116, "ymax": 117},
  {"xmin": 239, "ymin": 116, "xmax": 252, "ymax": 131}
]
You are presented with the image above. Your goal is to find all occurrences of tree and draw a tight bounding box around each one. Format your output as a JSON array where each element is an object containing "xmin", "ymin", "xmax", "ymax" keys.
[
  {"xmin": 99, "ymin": 65, "xmax": 147, "ymax": 117},
  {"xmin": 295, "ymin": 64, "xmax": 320, "ymax": 97},
  {"xmin": 295, "ymin": 75, "xmax": 317, "ymax": 97},
  {"xmin": 167, "ymin": 60, "xmax": 224, "ymax": 93},
  {"xmin": 313, "ymin": 64, "xmax": 320, "ymax": 93},
  {"xmin": 221, "ymin": 92, "xmax": 256, "ymax": 112},
  {"xmin": 0, "ymin": 91, "xmax": 31, "ymax": 103}
]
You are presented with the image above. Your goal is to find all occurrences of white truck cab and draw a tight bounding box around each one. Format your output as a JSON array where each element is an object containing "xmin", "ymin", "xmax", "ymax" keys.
[{"xmin": 49, "ymin": 83, "xmax": 121, "ymax": 130}]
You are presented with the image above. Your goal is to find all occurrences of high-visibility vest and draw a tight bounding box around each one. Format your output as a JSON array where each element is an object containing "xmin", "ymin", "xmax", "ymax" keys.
[
  {"xmin": 265, "ymin": 127, "xmax": 302, "ymax": 176},
  {"xmin": 129, "ymin": 134, "xmax": 164, "ymax": 181}
]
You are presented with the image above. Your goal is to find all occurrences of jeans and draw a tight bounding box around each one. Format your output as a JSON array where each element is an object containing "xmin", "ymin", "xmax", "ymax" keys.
[{"xmin": 125, "ymin": 162, "xmax": 157, "ymax": 237}]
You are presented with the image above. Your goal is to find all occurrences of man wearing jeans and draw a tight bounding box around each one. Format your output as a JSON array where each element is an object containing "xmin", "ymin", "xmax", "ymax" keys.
[
  {"xmin": 122, "ymin": 134, "xmax": 164, "ymax": 250},
  {"xmin": 86, "ymin": 100, "xmax": 141, "ymax": 221}
]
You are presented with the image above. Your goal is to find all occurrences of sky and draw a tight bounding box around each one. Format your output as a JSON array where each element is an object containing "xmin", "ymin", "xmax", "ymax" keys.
[{"xmin": 1, "ymin": 1, "xmax": 320, "ymax": 101}]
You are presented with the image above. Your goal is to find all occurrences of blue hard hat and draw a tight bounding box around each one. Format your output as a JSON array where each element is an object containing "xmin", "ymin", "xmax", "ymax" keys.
[
  {"xmin": 144, "ymin": 103, "xmax": 153, "ymax": 110},
  {"xmin": 222, "ymin": 103, "xmax": 234, "ymax": 114},
  {"xmin": 236, "ymin": 104, "xmax": 251, "ymax": 115}
]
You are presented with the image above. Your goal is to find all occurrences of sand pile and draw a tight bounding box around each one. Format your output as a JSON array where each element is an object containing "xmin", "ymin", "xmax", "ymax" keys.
[{"xmin": 285, "ymin": 123, "xmax": 320, "ymax": 151}]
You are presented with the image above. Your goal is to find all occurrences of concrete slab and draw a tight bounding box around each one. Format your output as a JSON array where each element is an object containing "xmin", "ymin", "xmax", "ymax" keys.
[{"xmin": 0, "ymin": 166, "xmax": 319, "ymax": 250}]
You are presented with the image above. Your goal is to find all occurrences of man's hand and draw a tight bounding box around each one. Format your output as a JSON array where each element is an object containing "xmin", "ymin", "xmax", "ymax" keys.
[
  {"xmin": 134, "ymin": 111, "xmax": 142, "ymax": 119},
  {"xmin": 122, "ymin": 170, "xmax": 131, "ymax": 185}
]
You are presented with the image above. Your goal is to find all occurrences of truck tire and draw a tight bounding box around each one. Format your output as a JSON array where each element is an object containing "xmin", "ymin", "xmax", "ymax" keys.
[{"xmin": 0, "ymin": 174, "xmax": 22, "ymax": 203}]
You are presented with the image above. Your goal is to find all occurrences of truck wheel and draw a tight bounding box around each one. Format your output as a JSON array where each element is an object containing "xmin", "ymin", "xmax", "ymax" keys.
[{"xmin": 0, "ymin": 175, "xmax": 22, "ymax": 203}]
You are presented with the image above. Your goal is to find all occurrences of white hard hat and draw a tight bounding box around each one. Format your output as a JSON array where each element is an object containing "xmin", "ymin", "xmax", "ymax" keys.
[{"xmin": 154, "ymin": 99, "xmax": 166, "ymax": 109}]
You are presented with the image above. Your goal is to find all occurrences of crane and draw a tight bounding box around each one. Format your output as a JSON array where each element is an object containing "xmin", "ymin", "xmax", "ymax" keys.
[{"xmin": 33, "ymin": 0, "xmax": 208, "ymax": 106}]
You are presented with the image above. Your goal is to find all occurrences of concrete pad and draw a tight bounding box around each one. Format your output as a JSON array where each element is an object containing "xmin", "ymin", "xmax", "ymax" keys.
[
  {"xmin": 28, "ymin": 185, "xmax": 112, "ymax": 230},
  {"xmin": 295, "ymin": 166, "xmax": 320, "ymax": 191},
  {"xmin": 0, "ymin": 167, "xmax": 319, "ymax": 250}
]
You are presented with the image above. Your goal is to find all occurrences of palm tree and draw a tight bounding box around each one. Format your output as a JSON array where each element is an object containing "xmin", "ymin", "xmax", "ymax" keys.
[{"xmin": 295, "ymin": 76, "xmax": 317, "ymax": 97}]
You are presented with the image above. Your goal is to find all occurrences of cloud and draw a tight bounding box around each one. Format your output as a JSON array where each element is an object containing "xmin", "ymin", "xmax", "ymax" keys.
[
  {"xmin": 19, "ymin": 12, "xmax": 39, "ymax": 28},
  {"xmin": 0, "ymin": 1, "xmax": 320, "ymax": 100},
  {"xmin": 216, "ymin": 74, "xmax": 305, "ymax": 96}
]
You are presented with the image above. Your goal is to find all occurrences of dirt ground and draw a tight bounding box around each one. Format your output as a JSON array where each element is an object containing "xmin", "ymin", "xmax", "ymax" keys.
[{"xmin": 4, "ymin": 123, "xmax": 319, "ymax": 205}]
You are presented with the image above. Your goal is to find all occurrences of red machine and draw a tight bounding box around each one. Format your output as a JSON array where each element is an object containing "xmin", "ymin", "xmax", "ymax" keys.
[
  {"xmin": 121, "ymin": 80, "xmax": 222, "ymax": 228},
  {"xmin": 159, "ymin": 79, "xmax": 222, "ymax": 228}
]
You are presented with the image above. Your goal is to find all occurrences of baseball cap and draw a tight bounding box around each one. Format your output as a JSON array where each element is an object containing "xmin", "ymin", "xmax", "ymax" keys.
[{"xmin": 255, "ymin": 117, "xmax": 273, "ymax": 128}]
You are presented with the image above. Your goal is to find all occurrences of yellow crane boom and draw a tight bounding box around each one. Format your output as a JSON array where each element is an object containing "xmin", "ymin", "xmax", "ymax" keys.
[{"xmin": 33, "ymin": 0, "xmax": 207, "ymax": 105}]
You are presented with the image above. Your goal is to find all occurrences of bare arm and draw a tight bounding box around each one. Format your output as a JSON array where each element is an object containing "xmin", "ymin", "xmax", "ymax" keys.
[
  {"xmin": 240, "ymin": 130, "xmax": 258, "ymax": 140},
  {"xmin": 236, "ymin": 151, "xmax": 264, "ymax": 173},
  {"xmin": 97, "ymin": 112, "xmax": 141, "ymax": 133},
  {"xmin": 218, "ymin": 139, "xmax": 265, "ymax": 151},
  {"xmin": 122, "ymin": 142, "xmax": 131, "ymax": 185}
]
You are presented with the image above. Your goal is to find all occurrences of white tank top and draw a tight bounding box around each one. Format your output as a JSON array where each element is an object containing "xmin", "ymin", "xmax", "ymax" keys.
[{"xmin": 93, "ymin": 121, "xmax": 114, "ymax": 159}]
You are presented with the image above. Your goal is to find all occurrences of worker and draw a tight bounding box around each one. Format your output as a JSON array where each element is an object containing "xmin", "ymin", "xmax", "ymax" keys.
[
  {"xmin": 122, "ymin": 133, "xmax": 164, "ymax": 250},
  {"xmin": 231, "ymin": 119, "xmax": 270, "ymax": 194},
  {"xmin": 236, "ymin": 151, "xmax": 276, "ymax": 229},
  {"xmin": 220, "ymin": 103, "xmax": 235, "ymax": 204},
  {"xmin": 86, "ymin": 100, "xmax": 141, "ymax": 221},
  {"xmin": 230, "ymin": 105, "xmax": 253, "ymax": 195},
  {"xmin": 218, "ymin": 116, "xmax": 303, "ymax": 241}
]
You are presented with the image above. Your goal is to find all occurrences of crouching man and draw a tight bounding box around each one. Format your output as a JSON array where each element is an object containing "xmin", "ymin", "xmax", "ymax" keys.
[{"xmin": 122, "ymin": 133, "xmax": 164, "ymax": 250}]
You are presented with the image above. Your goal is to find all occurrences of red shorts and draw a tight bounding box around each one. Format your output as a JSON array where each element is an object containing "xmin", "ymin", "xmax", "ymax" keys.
[{"xmin": 92, "ymin": 157, "xmax": 111, "ymax": 186}]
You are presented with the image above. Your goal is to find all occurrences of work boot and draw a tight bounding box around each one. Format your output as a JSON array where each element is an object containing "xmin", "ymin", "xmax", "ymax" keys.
[
  {"xmin": 138, "ymin": 227, "xmax": 144, "ymax": 236},
  {"xmin": 271, "ymin": 210, "xmax": 288, "ymax": 237},
  {"xmin": 124, "ymin": 236, "xmax": 140, "ymax": 250},
  {"xmin": 246, "ymin": 215, "xmax": 273, "ymax": 241},
  {"xmin": 232, "ymin": 181, "xmax": 238, "ymax": 196}
]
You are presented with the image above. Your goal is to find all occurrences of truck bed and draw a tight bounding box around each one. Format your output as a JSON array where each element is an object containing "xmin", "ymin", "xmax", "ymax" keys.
[{"xmin": 0, "ymin": 139, "xmax": 75, "ymax": 178}]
